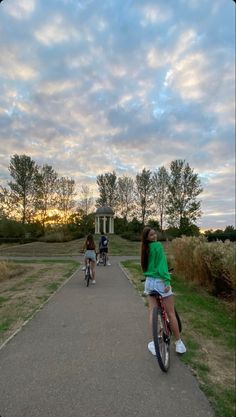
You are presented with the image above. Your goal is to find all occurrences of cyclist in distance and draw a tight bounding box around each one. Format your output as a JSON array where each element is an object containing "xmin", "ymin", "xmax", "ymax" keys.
[
  {"xmin": 141, "ymin": 227, "xmax": 186, "ymax": 355},
  {"xmin": 83, "ymin": 234, "xmax": 97, "ymax": 284},
  {"xmin": 98, "ymin": 232, "xmax": 111, "ymax": 266}
]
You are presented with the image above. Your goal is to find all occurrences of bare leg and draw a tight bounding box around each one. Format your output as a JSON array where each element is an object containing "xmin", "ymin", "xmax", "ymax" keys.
[
  {"xmin": 163, "ymin": 295, "xmax": 180, "ymax": 340},
  {"xmin": 91, "ymin": 260, "xmax": 96, "ymax": 280},
  {"xmin": 147, "ymin": 295, "xmax": 158, "ymax": 336}
]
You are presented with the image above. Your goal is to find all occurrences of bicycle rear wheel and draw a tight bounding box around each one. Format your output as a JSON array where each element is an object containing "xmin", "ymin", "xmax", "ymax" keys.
[
  {"xmin": 85, "ymin": 265, "xmax": 90, "ymax": 287},
  {"xmin": 152, "ymin": 306, "xmax": 170, "ymax": 372}
]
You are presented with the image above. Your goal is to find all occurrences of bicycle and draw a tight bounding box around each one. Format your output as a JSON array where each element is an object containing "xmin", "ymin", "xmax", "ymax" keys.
[
  {"xmin": 97, "ymin": 250, "xmax": 107, "ymax": 266},
  {"xmin": 150, "ymin": 289, "xmax": 182, "ymax": 372},
  {"xmin": 142, "ymin": 269, "xmax": 182, "ymax": 372},
  {"xmin": 85, "ymin": 258, "xmax": 92, "ymax": 287}
]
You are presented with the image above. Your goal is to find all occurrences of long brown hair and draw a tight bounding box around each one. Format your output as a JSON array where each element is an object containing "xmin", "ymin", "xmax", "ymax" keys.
[
  {"xmin": 141, "ymin": 227, "xmax": 151, "ymax": 272},
  {"xmin": 85, "ymin": 234, "xmax": 95, "ymax": 250}
]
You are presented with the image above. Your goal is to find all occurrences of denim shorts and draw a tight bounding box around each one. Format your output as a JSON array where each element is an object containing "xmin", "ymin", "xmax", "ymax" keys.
[
  {"xmin": 84, "ymin": 250, "xmax": 96, "ymax": 262},
  {"xmin": 144, "ymin": 277, "xmax": 173, "ymax": 298}
]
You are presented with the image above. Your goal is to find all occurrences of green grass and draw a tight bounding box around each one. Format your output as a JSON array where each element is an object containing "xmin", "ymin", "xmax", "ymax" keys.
[
  {"xmin": 95, "ymin": 234, "xmax": 140, "ymax": 256},
  {"xmin": 121, "ymin": 260, "xmax": 236, "ymax": 417}
]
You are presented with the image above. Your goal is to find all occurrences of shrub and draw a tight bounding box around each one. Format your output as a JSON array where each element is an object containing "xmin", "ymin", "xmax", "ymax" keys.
[{"xmin": 120, "ymin": 232, "xmax": 141, "ymax": 241}]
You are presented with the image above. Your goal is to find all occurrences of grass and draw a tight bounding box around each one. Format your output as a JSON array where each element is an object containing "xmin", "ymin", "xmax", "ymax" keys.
[
  {"xmin": 121, "ymin": 260, "xmax": 236, "ymax": 417},
  {"xmin": 0, "ymin": 259, "xmax": 80, "ymax": 345},
  {"xmin": 0, "ymin": 234, "xmax": 141, "ymax": 257},
  {"xmin": 0, "ymin": 236, "xmax": 235, "ymax": 416}
]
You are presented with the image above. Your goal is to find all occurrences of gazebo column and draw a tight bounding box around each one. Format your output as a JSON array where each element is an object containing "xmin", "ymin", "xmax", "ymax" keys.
[
  {"xmin": 103, "ymin": 216, "xmax": 106, "ymax": 233},
  {"xmin": 97, "ymin": 216, "xmax": 100, "ymax": 233},
  {"xmin": 111, "ymin": 217, "xmax": 114, "ymax": 233}
]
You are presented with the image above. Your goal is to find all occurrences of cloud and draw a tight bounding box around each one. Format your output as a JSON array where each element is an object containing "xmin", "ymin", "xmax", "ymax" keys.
[
  {"xmin": 0, "ymin": 0, "xmax": 235, "ymax": 229},
  {"xmin": 4, "ymin": 0, "xmax": 36, "ymax": 20}
]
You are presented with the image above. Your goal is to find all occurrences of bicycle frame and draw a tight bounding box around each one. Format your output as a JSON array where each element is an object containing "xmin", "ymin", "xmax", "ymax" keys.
[{"xmin": 150, "ymin": 291, "xmax": 171, "ymax": 339}]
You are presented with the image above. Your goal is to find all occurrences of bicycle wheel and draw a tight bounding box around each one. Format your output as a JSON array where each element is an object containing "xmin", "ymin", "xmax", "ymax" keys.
[
  {"xmin": 103, "ymin": 252, "xmax": 106, "ymax": 266},
  {"xmin": 175, "ymin": 308, "xmax": 182, "ymax": 333},
  {"xmin": 85, "ymin": 265, "xmax": 90, "ymax": 287},
  {"xmin": 152, "ymin": 306, "xmax": 170, "ymax": 372}
]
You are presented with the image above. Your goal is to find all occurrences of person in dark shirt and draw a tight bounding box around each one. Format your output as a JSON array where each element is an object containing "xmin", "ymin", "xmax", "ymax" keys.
[{"xmin": 97, "ymin": 233, "xmax": 111, "ymax": 266}]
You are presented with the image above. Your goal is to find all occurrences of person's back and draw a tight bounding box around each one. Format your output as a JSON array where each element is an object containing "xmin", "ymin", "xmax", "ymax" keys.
[
  {"xmin": 98, "ymin": 233, "xmax": 111, "ymax": 265},
  {"xmin": 99, "ymin": 234, "xmax": 108, "ymax": 249}
]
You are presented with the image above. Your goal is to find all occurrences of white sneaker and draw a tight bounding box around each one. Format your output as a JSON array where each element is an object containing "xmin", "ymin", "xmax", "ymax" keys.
[
  {"xmin": 175, "ymin": 339, "xmax": 187, "ymax": 354},
  {"xmin": 91, "ymin": 280, "xmax": 96, "ymax": 284},
  {"xmin": 82, "ymin": 266, "xmax": 86, "ymax": 271},
  {"xmin": 148, "ymin": 341, "xmax": 156, "ymax": 356},
  {"xmin": 96, "ymin": 261, "xmax": 99, "ymax": 265},
  {"xmin": 107, "ymin": 262, "xmax": 111, "ymax": 266}
]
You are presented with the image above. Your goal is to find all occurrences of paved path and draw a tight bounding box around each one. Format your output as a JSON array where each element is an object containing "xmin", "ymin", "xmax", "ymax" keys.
[{"xmin": 0, "ymin": 257, "xmax": 215, "ymax": 417}]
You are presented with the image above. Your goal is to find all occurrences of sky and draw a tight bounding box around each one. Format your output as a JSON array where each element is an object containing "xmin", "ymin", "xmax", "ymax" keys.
[{"xmin": 0, "ymin": 0, "xmax": 235, "ymax": 231}]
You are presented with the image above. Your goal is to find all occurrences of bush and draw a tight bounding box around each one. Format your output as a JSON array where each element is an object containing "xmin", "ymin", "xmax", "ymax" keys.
[
  {"xmin": 120, "ymin": 232, "xmax": 141, "ymax": 241},
  {"xmin": 169, "ymin": 236, "xmax": 236, "ymax": 297}
]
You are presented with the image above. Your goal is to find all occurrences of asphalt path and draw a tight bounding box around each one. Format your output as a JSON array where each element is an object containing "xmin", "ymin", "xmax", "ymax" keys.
[{"xmin": 0, "ymin": 256, "xmax": 215, "ymax": 417}]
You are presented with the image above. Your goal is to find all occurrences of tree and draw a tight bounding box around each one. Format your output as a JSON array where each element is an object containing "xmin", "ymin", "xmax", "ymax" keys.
[
  {"xmin": 117, "ymin": 175, "xmax": 135, "ymax": 221},
  {"xmin": 167, "ymin": 160, "xmax": 203, "ymax": 228},
  {"xmin": 78, "ymin": 185, "xmax": 94, "ymax": 216},
  {"xmin": 0, "ymin": 185, "xmax": 17, "ymax": 220},
  {"xmin": 224, "ymin": 225, "xmax": 236, "ymax": 233},
  {"xmin": 152, "ymin": 166, "xmax": 169, "ymax": 232},
  {"xmin": 135, "ymin": 168, "xmax": 154, "ymax": 225},
  {"xmin": 8, "ymin": 154, "xmax": 38, "ymax": 223},
  {"xmin": 56, "ymin": 177, "xmax": 76, "ymax": 224},
  {"xmin": 34, "ymin": 164, "xmax": 58, "ymax": 230},
  {"xmin": 96, "ymin": 171, "xmax": 118, "ymax": 210}
]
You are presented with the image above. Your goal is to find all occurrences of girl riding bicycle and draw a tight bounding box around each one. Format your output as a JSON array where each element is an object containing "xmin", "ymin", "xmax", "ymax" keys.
[
  {"xmin": 83, "ymin": 234, "xmax": 96, "ymax": 284},
  {"xmin": 141, "ymin": 227, "xmax": 186, "ymax": 355}
]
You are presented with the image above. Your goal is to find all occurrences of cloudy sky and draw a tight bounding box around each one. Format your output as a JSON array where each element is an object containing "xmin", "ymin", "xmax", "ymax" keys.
[{"xmin": 0, "ymin": 0, "xmax": 235, "ymax": 230}]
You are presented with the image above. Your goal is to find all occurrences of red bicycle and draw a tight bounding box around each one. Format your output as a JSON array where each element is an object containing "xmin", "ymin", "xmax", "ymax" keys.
[{"xmin": 150, "ymin": 290, "xmax": 182, "ymax": 372}]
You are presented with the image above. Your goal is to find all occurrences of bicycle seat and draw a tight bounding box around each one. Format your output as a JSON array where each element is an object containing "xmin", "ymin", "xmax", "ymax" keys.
[{"xmin": 149, "ymin": 290, "xmax": 162, "ymax": 297}]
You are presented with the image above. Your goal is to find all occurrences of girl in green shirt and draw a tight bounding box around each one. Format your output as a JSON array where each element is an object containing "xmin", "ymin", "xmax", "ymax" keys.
[{"xmin": 141, "ymin": 227, "xmax": 186, "ymax": 355}]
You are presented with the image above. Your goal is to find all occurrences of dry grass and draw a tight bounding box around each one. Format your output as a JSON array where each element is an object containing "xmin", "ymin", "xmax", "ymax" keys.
[
  {"xmin": 0, "ymin": 260, "xmax": 79, "ymax": 346},
  {"xmin": 0, "ymin": 261, "xmax": 26, "ymax": 282},
  {"xmin": 168, "ymin": 236, "xmax": 236, "ymax": 296}
]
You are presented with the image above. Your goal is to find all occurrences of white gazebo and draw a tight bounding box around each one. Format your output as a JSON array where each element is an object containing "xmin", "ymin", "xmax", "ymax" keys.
[{"xmin": 95, "ymin": 206, "xmax": 114, "ymax": 234}]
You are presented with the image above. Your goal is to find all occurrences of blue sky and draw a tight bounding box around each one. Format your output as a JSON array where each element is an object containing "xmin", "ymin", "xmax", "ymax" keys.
[{"xmin": 0, "ymin": 0, "xmax": 235, "ymax": 230}]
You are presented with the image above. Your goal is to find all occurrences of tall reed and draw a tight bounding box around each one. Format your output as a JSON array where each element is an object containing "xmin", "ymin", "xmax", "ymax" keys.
[{"xmin": 169, "ymin": 236, "xmax": 236, "ymax": 296}]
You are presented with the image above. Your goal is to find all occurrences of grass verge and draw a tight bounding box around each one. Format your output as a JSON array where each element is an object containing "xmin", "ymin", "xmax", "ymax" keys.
[
  {"xmin": 0, "ymin": 259, "xmax": 80, "ymax": 346},
  {"xmin": 121, "ymin": 260, "xmax": 235, "ymax": 417}
]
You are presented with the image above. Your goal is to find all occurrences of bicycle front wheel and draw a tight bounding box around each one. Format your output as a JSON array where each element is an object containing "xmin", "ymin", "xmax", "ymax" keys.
[
  {"xmin": 152, "ymin": 306, "xmax": 170, "ymax": 372},
  {"xmin": 175, "ymin": 308, "xmax": 182, "ymax": 333}
]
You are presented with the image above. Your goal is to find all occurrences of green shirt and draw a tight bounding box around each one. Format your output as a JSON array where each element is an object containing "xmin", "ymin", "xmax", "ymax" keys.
[{"xmin": 143, "ymin": 241, "xmax": 171, "ymax": 286}]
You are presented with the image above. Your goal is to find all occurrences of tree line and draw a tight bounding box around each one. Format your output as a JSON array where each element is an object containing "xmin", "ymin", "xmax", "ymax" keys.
[
  {"xmin": 96, "ymin": 160, "xmax": 203, "ymax": 232},
  {"xmin": 0, "ymin": 154, "xmax": 204, "ymax": 237}
]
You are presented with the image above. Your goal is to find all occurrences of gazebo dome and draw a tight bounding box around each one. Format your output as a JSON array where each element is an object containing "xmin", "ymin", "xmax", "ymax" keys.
[{"xmin": 95, "ymin": 206, "xmax": 114, "ymax": 215}]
